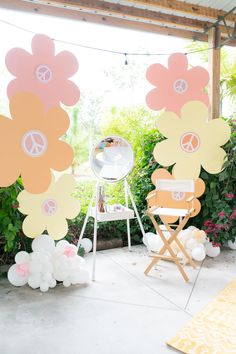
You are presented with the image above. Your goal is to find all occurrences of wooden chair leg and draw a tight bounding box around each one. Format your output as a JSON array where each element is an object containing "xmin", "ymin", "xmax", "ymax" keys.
[{"xmin": 144, "ymin": 257, "xmax": 159, "ymax": 275}]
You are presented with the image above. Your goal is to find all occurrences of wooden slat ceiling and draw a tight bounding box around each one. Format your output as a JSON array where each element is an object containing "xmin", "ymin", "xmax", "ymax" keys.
[{"xmin": 1, "ymin": 0, "xmax": 236, "ymax": 45}]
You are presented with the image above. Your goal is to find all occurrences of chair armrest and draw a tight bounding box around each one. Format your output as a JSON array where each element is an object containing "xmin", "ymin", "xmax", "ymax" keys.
[
  {"xmin": 186, "ymin": 196, "xmax": 194, "ymax": 202},
  {"xmin": 146, "ymin": 191, "xmax": 156, "ymax": 200}
]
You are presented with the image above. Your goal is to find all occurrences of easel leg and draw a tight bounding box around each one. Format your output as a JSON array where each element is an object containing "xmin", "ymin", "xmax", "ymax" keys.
[
  {"xmin": 92, "ymin": 183, "xmax": 99, "ymax": 281},
  {"xmin": 77, "ymin": 186, "xmax": 97, "ymax": 250},
  {"xmin": 124, "ymin": 179, "xmax": 131, "ymax": 251},
  {"xmin": 126, "ymin": 179, "xmax": 145, "ymax": 238}
]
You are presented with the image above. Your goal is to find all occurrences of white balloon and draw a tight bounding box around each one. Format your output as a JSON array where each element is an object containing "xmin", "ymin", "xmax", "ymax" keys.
[
  {"xmin": 63, "ymin": 279, "xmax": 71, "ymax": 287},
  {"xmin": 8, "ymin": 264, "xmax": 28, "ymax": 286},
  {"xmin": 29, "ymin": 260, "xmax": 43, "ymax": 274},
  {"xmin": 49, "ymin": 279, "xmax": 57, "ymax": 288},
  {"xmin": 228, "ymin": 240, "xmax": 236, "ymax": 250},
  {"xmin": 188, "ymin": 226, "xmax": 197, "ymax": 231},
  {"xmin": 32, "ymin": 234, "xmax": 55, "ymax": 253},
  {"xmin": 28, "ymin": 275, "xmax": 41, "ymax": 289},
  {"xmin": 40, "ymin": 282, "xmax": 49, "ymax": 292},
  {"xmin": 185, "ymin": 238, "xmax": 198, "ymax": 250},
  {"xmin": 205, "ymin": 242, "xmax": 221, "ymax": 258},
  {"xmin": 191, "ymin": 247, "xmax": 206, "ymax": 262},
  {"xmin": 179, "ymin": 229, "xmax": 193, "ymax": 244},
  {"xmin": 56, "ymin": 240, "xmax": 70, "ymax": 249},
  {"xmin": 147, "ymin": 235, "xmax": 162, "ymax": 252},
  {"xmin": 80, "ymin": 238, "xmax": 93, "ymax": 253},
  {"xmin": 15, "ymin": 251, "xmax": 30, "ymax": 264}
]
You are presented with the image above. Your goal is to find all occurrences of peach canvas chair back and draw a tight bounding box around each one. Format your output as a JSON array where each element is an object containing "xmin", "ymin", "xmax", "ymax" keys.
[{"xmin": 156, "ymin": 179, "xmax": 194, "ymax": 193}]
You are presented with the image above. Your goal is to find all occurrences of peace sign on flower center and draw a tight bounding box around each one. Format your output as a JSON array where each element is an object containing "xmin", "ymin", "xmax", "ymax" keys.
[
  {"xmin": 21, "ymin": 130, "xmax": 48, "ymax": 157},
  {"xmin": 35, "ymin": 65, "xmax": 53, "ymax": 84},
  {"xmin": 42, "ymin": 199, "xmax": 58, "ymax": 216},
  {"xmin": 172, "ymin": 191, "xmax": 185, "ymax": 201},
  {"xmin": 180, "ymin": 132, "xmax": 200, "ymax": 153},
  {"xmin": 173, "ymin": 79, "xmax": 188, "ymax": 94}
]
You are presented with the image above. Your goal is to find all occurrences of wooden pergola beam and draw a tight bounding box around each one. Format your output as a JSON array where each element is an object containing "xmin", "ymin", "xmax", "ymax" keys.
[
  {"xmin": 128, "ymin": 0, "xmax": 236, "ymax": 23},
  {"xmin": 208, "ymin": 26, "xmax": 221, "ymax": 120},
  {"xmin": 15, "ymin": 0, "xmax": 232, "ymax": 35}
]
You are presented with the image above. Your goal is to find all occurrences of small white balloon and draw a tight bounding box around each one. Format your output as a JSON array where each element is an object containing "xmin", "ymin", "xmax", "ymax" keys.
[
  {"xmin": 28, "ymin": 275, "xmax": 41, "ymax": 289},
  {"xmin": 188, "ymin": 226, "xmax": 197, "ymax": 231},
  {"xmin": 80, "ymin": 238, "xmax": 93, "ymax": 253},
  {"xmin": 8, "ymin": 264, "xmax": 28, "ymax": 287},
  {"xmin": 49, "ymin": 279, "xmax": 57, "ymax": 288},
  {"xmin": 15, "ymin": 251, "xmax": 30, "ymax": 264},
  {"xmin": 191, "ymin": 246, "xmax": 206, "ymax": 262},
  {"xmin": 63, "ymin": 279, "xmax": 71, "ymax": 287},
  {"xmin": 205, "ymin": 242, "xmax": 221, "ymax": 258},
  {"xmin": 228, "ymin": 240, "xmax": 236, "ymax": 250},
  {"xmin": 40, "ymin": 282, "xmax": 49, "ymax": 292},
  {"xmin": 56, "ymin": 240, "xmax": 70, "ymax": 249},
  {"xmin": 32, "ymin": 234, "xmax": 55, "ymax": 253},
  {"xmin": 147, "ymin": 234, "xmax": 162, "ymax": 252},
  {"xmin": 185, "ymin": 238, "xmax": 198, "ymax": 250}
]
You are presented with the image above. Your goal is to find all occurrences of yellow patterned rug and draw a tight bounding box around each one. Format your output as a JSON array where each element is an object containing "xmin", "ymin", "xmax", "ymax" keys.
[{"xmin": 167, "ymin": 279, "xmax": 236, "ymax": 354}]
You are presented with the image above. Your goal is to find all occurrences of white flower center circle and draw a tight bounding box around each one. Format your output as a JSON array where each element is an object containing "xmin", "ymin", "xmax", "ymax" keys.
[
  {"xmin": 171, "ymin": 191, "xmax": 185, "ymax": 201},
  {"xmin": 42, "ymin": 199, "xmax": 58, "ymax": 216},
  {"xmin": 21, "ymin": 130, "xmax": 47, "ymax": 157},
  {"xmin": 35, "ymin": 65, "xmax": 52, "ymax": 84},
  {"xmin": 173, "ymin": 79, "xmax": 188, "ymax": 94},
  {"xmin": 180, "ymin": 132, "xmax": 200, "ymax": 153}
]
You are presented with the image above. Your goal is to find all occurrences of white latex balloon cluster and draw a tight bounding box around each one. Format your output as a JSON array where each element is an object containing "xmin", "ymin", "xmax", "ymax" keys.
[
  {"xmin": 143, "ymin": 226, "xmax": 221, "ymax": 262},
  {"xmin": 7, "ymin": 234, "xmax": 90, "ymax": 292}
]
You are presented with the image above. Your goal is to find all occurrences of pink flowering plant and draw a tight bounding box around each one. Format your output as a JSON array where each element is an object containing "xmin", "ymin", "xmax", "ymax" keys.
[{"xmin": 194, "ymin": 118, "xmax": 236, "ymax": 246}]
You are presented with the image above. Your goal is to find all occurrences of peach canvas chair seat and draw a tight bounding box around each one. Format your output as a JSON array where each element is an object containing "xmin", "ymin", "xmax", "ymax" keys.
[{"xmin": 145, "ymin": 178, "xmax": 196, "ymax": 282}]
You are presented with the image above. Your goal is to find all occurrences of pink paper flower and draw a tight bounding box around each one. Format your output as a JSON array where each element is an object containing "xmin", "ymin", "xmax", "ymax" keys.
[
  {"xmin": 218, "ymin": 211, "xmax": 225, "ymax": 218},
  {"xmin": 225, "ymin": 193, "xmax": 234, "ymax": 199},
  {"xmin": 6, "ymin": 34, "xmax": 80, "ymax": 110},
  {"xmin": 146, "ymin": 53, "xmax": 209, "ymax": 114}
]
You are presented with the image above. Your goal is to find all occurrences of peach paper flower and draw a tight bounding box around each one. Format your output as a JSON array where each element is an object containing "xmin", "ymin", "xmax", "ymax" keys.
[
  {"xmin": 153, "ymin": 101, "xmax": 231, "ymax": 179},
  {"xmin": 146, "ymin": 53, "xmax": 209, "ymax": 114},
  {"xmin": 17, "ymin": 174, "xmax": 80, "ymax": 240},
  {"xmin": 0, "ymin": 92, "xmax": 73, "ymax": 193},
  {"xmin": 6, "ymin": 34, "xmax": 80, "ymax": 110},
  {"xmin": 147, "ymin": 168, "xmax": 205, "ymax": 223}
]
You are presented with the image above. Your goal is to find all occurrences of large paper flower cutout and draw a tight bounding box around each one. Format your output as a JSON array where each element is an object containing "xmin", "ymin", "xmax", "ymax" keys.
[
  {"xmin": 153, "ymin": 101, "xmax": 231, "ymax": 179},
  {"xmin": 0, "ymin": 92, "xmax": 73, "ymax": 193},
  {"xmin": 146, "ymin": 53, "xmax": 209, "ymax": 114},
  {"xmin": 6, "ymin": 34, "xmax": 80, "ymax": 110},
  {"xmin": 17, "ymin": 174, "xmax": 80, "ymax": 240},
  {"xmin": 147, "ymin": 168, "xmax": 205, "ymax": 223}
]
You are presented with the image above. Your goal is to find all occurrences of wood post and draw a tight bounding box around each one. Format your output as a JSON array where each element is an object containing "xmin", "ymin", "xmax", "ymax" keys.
[{"xmin": 208, "ymin": 26, "xmax": 221, "ymax": 120}]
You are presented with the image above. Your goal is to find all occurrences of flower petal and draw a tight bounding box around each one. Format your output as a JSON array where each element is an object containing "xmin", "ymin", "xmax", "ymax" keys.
[
  {"xmin": 146, "ymin": 88, "xmax": 167, "ymax": 111},
  {"xmin": 61, "ymin": 196, "xmax": 80, "ymax": 219},
  {"xmin": 17, "ymin": 190, "xmax": 44, "ymax": 215},
  {"xmin": 153, "ymin": 140, "xmax": 177, "ymax": 167},
  {"xmin": 187, "ymin": 66, "xmax": 209, "ymax": 89},
  {"xmin": 151, "ymin": 168, "xmax": 171, "ymax": 186},
  {"xmin": 191, "ymin": 198, "xmax": 202, "ymax": 217},
  {"xmin": 156, "ymin": 111, "xmax": 182, "ymax": 137},
  {"xmin": 53, "ymin": 174, "xmax": 76, "ymax": 196},
  {"xmin": 46, "ymin": 216, "xmax": 68, "ymax": 240},
  {"xmin": 46, "ymin": 107, "xmax": 70, "ymax": 138},
  {"xmin": 9, "ymin": 92, "xmax": 45, "ymax": 127},
  {"xmin": 31, "ymin": 34, "xmax": 55, "ymax": 58},
  {"xmin": 168, "ymin": 53, "xmax": 188, "ymax": 72},
  {"xmin": 55, "ymin": 51, "xmax": 78, "ymax": 78},
  {"xmin": 22, "ymin": 214, "xmax": 46, "ymax": 238},
  {"xmin": 172, "ymin": 159, "xmax": 201, "ymax": 179},
  {"xmin": 5, "ymin": 48, "xmax": 32, "ymax": 77},
  {"xmin": 59, "ymin": 80, "xmax": 80, "ymax": 106},
  {"xmin": 205, "ymin": 118, "xmax": 231, "ymax": 147},
  {"xmin": 195, "ymin": 178, "xmax": 205, "ymax": 197},
  {"xmin": 21, "ymin": 165, "xmax": 52, "ymax": 194},
  {"xmin": 49, "ymin": 141, "xmax": 74, "ymax": 171},
  {"xmin": 180, "ymin": 101, "xmax": 208, "ymax": 127},
  {"xmin": 146, "ymin": 63, "xmax": 168, "ymax": 86},
  {"xmin": 201, "ymin": 147, "xmax": 227, "ymax": 174}
]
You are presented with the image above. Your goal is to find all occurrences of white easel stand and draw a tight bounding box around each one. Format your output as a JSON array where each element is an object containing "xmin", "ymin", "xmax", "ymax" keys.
[{"xmin": 77, "ymin": 178, "xmax": 146, "ymax": 281}]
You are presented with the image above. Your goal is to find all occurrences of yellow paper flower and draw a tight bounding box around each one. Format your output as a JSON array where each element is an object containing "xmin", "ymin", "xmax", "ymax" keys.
[
  {"xmin": 17, "ymin": 174, "xmax": 80, "ymax": 240},
  {"xmin": 154, "ymin": 101, "xmax": 231, "ymax": 179}
]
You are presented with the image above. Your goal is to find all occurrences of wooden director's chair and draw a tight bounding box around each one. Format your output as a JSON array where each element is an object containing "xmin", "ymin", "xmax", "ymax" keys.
[{"xmin": 145, "ymin": 179, "xmax": 196, "ymax": 282}]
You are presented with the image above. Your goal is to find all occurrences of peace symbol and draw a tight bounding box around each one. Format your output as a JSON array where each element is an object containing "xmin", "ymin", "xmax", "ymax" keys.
[
  {"xmin": 36, "ymin": 65, "xmax": 52, "ymax": 84},
  {"xmin": 180, "ymin": 132, "xmax": 200, "ymax": 153},
  {"xmin": 42, "ymin": 199, "xmax": 58, "ymax": 216},
  {"xmin": 173, "ymin": 79, "xmax": 188, "ymax": 94},
  {"xmin": 21, "ymin": 130, "xmax": 48, "ymax": 157},
  {"xmin": 172, "ymin": 191, "xmax": 185, "ymax": 201}
]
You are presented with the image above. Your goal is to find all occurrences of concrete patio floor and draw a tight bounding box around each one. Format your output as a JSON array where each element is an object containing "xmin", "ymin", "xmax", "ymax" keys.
[{"xmin": 0, "ymin": 245, "xmax": 235, "ymax": 354}]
